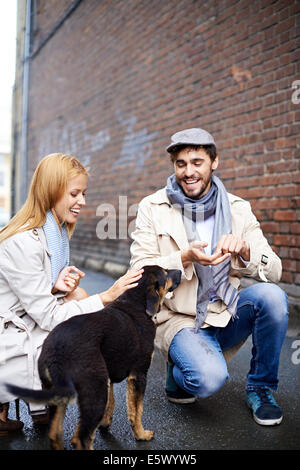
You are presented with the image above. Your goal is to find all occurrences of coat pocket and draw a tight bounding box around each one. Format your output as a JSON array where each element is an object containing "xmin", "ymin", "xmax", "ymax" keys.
[
  {"xmin": 157, "ymin": 231, "xmax": 186, "ymax": 254},
  {"xmin": 0, "ymin": 323, "xmax": 28, "ymax": 365}
]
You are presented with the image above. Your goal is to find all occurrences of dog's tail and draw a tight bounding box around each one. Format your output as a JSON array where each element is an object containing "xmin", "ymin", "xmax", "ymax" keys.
[{"xmin": 6, "ymin": 382, "xmax": 76, "ymax": 406}]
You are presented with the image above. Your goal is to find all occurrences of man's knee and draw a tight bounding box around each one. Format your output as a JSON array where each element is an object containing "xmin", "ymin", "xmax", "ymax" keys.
[
  {"xmin": 254, "ymin": 283, "xmax": 289, "ymax": 325},
  {"xmin": 174, "ymin": 363, "xmax": 228, "ymax": 399}
]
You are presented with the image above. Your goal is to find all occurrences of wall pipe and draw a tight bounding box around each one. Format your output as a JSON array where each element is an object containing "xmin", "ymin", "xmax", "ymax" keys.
[{"xmin": 20, "ymin": 0, "xmax": 31, "ymax": 205}]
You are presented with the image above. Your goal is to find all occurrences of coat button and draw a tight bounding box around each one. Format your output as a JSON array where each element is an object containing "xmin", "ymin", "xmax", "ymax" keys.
[{"xmin": 33, "ymin": 229, "xmax": 38, "ymax": 236}]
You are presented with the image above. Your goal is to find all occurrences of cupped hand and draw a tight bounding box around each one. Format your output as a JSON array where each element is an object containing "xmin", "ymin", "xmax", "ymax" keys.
[
  {"xmin": 182, "ymin": 241, "xmax": 231, "ymax": 267},
  {"xmin": 52, "ymin": 266, "xmax": 85, "ymax": 293}
]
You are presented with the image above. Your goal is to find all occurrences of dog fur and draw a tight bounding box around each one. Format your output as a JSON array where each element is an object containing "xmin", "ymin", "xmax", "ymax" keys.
[{"xmin": 6, "ymin": 265, "xmax": 181, "ymax": 450}]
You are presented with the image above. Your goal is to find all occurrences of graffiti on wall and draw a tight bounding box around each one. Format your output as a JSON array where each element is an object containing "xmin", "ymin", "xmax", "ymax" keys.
[
  {"xmin": 113, "ymin": 111, "xmax": 158, "ymax": 171},
  {"xmin": 37, "ymin": 112, "xmax": 157, "ymax": 171},
  {"xmin": 38, "ymin": 120, "xmax": 110, "ymax": 166}
]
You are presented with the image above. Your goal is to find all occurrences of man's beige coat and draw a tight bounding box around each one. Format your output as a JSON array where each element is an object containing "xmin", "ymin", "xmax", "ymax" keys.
[
  {"xmin": 0, "ymin": 228, "xmax": 103, "ymax": 404},
  {"xmin": 130, "ymin": 188, "xmax": 282, "ymax": 361}
]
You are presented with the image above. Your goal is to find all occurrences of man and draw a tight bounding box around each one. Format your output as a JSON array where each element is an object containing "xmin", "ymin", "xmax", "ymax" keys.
[{"xmin": 130, "ymin": 128, "xmax": 289, "ymax": 426}]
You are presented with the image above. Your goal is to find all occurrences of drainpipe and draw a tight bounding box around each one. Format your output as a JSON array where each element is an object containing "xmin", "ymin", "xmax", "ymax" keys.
[{"xmin": 20, "ymin": 0, "xmax": 31, "ymax": 205}]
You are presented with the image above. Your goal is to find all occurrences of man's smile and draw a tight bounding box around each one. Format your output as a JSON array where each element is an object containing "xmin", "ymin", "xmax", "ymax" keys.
[
  {"xmin": 181, "ymin": 177, "xmax": 202, "ymax": 193},
  {"xmin": 183, "ymin": 178, "xmax": 200, "ymax": 185}
]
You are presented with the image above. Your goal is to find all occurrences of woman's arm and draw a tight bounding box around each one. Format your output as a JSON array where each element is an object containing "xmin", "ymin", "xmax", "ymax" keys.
[{"xmin": 1, "ymin": 233, "xmax": 142, "ymax": 331}]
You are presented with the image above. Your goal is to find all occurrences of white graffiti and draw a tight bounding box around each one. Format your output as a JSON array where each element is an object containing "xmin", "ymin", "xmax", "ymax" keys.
[
  {"xmin": 114, "ymin": 111, "xmax": 158, "ymax": 171},
  {"xmin": 38, "ymin": 120, "xmax": 110, "ymax": 166},
  {"xmin": 37, "ymin": 113, "xmax": 157, "ymax": 171}
]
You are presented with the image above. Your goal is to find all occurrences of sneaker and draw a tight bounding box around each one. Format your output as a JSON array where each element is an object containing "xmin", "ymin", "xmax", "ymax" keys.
[
  {"xmin": 166, "ymin": 388, "xmax": 196, "ymax": 404},
  {"xmin": 246, "ymin": 387, "xmax": 283, "ymax": 426}
]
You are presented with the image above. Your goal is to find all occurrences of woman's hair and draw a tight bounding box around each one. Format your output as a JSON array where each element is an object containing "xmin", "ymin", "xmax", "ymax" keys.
[{"xmin": 0, "ymin": 153, "xmax": 88, "ymax": 243}]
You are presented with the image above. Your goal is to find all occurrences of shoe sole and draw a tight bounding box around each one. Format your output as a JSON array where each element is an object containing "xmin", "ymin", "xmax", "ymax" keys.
[
  {"xmin": 252, "ymin": 412, "xmax": 283, "ymax": 426},
  {"xmin": 166, "ymin": 396, "xmax": 196, "ymax": 404}
]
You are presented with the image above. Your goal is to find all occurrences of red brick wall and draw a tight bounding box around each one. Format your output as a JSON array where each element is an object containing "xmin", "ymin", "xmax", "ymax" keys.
[{"xmin": 25, "ymin": 0, "xmax": 300, "ymax": 299}]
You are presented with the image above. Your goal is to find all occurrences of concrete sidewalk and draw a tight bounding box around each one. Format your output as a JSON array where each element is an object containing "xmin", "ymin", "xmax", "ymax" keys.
[{"xmin": 1, "ymin": 268, "xmax": 300, "ymax": 451}]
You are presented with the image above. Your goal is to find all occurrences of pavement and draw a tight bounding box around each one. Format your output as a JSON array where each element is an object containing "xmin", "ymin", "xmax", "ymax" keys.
[{"xmin": 1, "ymin": 268, "xmax": 300, "ymax": 454}]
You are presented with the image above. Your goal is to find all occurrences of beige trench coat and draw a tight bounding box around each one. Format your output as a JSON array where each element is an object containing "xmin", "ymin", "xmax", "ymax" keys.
[
  {"xmin": 0, "ymin": 227, "xmax": 103, "ymax": 404},
  {"xmin": 130, "ymin": 188, "xmax": 282, "ymax": 361}
]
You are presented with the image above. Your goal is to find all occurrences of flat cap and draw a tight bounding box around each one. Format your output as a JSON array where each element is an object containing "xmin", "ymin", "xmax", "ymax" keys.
[{"xmin": 166, "ymin": 128, "xmax": 216, "ymax": 153}]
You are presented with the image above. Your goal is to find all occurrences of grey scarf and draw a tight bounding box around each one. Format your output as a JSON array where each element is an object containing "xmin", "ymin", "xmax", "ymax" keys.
[{"xmin": 166, "ymin": 173, "xmax": 239, "ymax": 329}]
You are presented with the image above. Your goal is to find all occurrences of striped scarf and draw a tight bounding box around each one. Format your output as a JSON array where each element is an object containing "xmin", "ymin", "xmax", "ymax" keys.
[
  {"xmin": 43, "ymin": 210, "xmax": 70, "ymax": 288},
  {"xmin": 166, "ymin": 173, "xmax": 239, "ymax": 329}
]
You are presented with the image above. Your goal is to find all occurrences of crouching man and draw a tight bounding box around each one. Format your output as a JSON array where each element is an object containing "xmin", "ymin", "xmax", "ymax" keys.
[{"xmin": 130, "ymin": 127, "xmax": 288, "ymax": 426}]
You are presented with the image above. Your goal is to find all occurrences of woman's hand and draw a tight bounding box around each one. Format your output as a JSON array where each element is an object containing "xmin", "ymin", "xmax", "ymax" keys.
[
  {"xmin": 52, "ymin": 266, "xmax": 85, "ymax": 294},
  {"xmin": 99, "ymin": 268, "xmax": 144, "ymax": 306}
]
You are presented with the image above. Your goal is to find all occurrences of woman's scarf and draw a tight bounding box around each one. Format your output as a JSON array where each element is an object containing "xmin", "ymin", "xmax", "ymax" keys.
[
  {"xmin": 43, "ymin": 210, "xmax": 70, "ymax": 288},
  {"xmin": 166, "ymin": 173, "xmax": 239, "ymax": 329}
]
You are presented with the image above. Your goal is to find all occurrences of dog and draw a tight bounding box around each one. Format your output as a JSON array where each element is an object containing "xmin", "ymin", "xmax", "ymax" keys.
[{"xmin": 6, "ymin": 265, "xmax": 181, "ymax": 450}]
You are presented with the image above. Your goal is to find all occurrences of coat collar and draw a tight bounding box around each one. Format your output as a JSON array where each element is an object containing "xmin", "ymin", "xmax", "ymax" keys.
[
  {"xmin": 145, "ymin": 186, "xmax": 244, "ymax": 250},
  {"xmin": 35, "ymin": 227, "xmax": 51, "ymax": 256},
  {"xmin": 147, "ymin": 187, "xmax": 243, "ymax": 206},
  {"xmin": 147, "ymin": 188, "xmax": 171, "ymax": 206},
  {"xmin": 147, "ymin": 188, "xmax": 188, "ymax": 249}
]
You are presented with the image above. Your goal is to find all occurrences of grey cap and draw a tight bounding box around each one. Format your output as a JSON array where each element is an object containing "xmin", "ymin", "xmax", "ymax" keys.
[{"xmin": 166, "ymin": 128, "xmax": 216, "ymax": 153}]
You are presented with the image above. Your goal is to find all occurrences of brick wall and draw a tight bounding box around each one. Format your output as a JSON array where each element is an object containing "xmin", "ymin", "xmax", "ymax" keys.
[{"xmin": 19, "ymin": 0, "xmax": 299, "ymax": 301}]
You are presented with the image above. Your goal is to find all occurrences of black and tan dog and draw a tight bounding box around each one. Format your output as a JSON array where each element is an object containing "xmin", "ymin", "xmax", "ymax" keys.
[{"xmin": 6, "ymin": 265, "xmax": 181, "ymax": 450}]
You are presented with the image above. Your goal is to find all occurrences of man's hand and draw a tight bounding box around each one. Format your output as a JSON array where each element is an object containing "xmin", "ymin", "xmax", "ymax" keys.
[
  {"xmin": 181, "ymin": 235, "xmax": 250, "ymax": 268},
  {"xmin": 181, "ymin": 241, "xmax": 231, "ymax": 268},
  {"xmin": 216, "ymin": 234, "xmax": 250, "ymax": 262}
]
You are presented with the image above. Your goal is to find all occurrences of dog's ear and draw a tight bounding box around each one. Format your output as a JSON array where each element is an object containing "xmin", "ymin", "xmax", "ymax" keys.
[
  {"xmin": 143, "ymin": 266, "xmax": 179, "ymax": 316},
  {"xmin": 146, "ymin": 283, "xmax": 161, "ymax": 316}
]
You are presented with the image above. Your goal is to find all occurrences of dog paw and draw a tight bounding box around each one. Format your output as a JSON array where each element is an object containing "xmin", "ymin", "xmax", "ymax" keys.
[
  {"xmin": 50, "ymin": 439, "xmax": 64, "ymax": 450},
  {"xmin": 136, "ymin": 429, "xmax": 154, "ymax": 441}
]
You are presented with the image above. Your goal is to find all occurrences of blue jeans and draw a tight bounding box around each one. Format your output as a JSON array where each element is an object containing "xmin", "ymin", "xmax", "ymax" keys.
[{"xmin": 168, "ymin": 283, "xmax": 289, "ymax": 397}]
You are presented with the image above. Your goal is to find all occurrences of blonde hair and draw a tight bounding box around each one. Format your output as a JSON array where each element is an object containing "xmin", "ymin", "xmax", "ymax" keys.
[{"xmin": 0, "ymin": 153, "xmax": 88, "ymax": 243}]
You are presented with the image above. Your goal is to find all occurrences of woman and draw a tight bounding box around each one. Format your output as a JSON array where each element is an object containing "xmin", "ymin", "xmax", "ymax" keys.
[{"xmin": 0, "ymin": 153, "xmax": 143, "ymax": 434}]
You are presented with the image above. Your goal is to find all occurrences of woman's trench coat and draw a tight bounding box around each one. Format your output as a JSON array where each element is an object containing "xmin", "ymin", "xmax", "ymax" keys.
[{"xmin": 0, "ymin": 227, "xmax": 103, "ymax": 405}]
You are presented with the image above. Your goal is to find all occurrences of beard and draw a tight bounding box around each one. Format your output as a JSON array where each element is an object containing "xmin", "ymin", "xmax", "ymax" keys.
[{"xmin": 176, "ymin": 173, "xmax": 212, "ymax": 200}]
